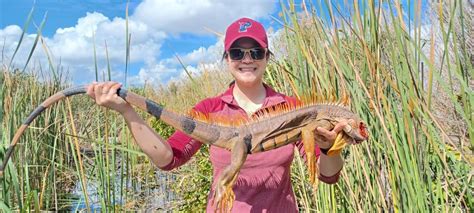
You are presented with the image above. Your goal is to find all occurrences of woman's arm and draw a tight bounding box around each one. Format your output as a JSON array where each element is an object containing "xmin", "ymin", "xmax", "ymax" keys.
[
  {"xmin": 121, "ymin": 108, "xmax": 174, "ymax": 167},
  {"xmin": 86, "ymin": 81, "xmax": 182, "ymax": 168},
  {"xmin": 317, "ymin": 151, "xmax": 343, "ymax": 178}
]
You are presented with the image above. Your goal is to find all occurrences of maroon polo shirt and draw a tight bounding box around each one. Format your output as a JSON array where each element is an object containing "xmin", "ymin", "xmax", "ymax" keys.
[{"xmin": 160, "ymin": 83, "xmax": 340, "ymax": 212}]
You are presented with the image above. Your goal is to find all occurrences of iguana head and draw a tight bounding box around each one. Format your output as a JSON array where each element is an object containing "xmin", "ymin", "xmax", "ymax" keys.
[
  {"xmin": 344, "ymin": 118, "xmax": 369, "ymax": 143},
  {"xmin": 316, "ymin": 105, "xmax": 369, "ymax": 144}
]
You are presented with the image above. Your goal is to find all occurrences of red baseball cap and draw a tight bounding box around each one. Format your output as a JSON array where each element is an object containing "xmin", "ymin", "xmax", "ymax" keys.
[{"xmin": 224, "ymin": 17, "xmax": 268, "ymax": 51}]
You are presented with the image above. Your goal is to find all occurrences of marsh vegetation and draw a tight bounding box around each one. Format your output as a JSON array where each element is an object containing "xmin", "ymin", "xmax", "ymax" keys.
[{"xmin": 1, "ymin": 0, "xmax": 472, "ymax": 211}]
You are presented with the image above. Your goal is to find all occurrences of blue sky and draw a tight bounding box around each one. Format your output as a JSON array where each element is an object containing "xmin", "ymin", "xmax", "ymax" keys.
[
  {"xmin": 0, "ymin": 0, "xmax": 427, "ymax": 86},
  {"xmin": 1, "ymin": 0, "xmax": 217, "ymax": 58}
]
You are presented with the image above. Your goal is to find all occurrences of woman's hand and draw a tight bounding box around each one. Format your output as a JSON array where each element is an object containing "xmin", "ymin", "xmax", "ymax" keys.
[
  {"xmin": 314, "ymin": 119, "xmax": 356, "ymax": 150},
  {"xmin": 86, "ymin": 81, "xmax": 133, "ymax": 114},
  {"xmin": 88, "ymin": 81, "xmax": 174, "ymax": 168}
]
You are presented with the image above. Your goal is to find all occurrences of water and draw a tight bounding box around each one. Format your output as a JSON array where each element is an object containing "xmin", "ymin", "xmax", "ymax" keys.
[{"xmin": 71, "ymin": 169, "xmax": 177, "ymax": 211}]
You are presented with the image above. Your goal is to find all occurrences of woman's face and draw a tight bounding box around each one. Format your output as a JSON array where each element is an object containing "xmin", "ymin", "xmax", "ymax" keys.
[{"xmin": 226, "ymin": 37, "xmax": 268, "ymax": 87}]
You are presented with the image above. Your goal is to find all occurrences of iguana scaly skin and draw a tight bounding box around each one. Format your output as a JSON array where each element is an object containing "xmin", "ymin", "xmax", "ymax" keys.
[{"xmin": 0, "ymin": 85, "xmax": 369, "ymax": 212}]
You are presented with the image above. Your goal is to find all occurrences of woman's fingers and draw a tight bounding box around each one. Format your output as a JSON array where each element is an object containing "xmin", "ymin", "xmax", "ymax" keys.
[
  {"xmin": 332, "ymin": 121, "xmax": 348, "ymax": 134},
  {"xmin": 94, "ymin": 82, "xmax": 116, "ymax": 105},
  {"xmin": 315, "ymin": 127, "xmax": 336, "ymax": 141},
  {"xmin": 109, "ymin": 82, "xmax": 122, "ymax": 97},
  {"xmin": 94, "ymin": 83, "xmax": 104, "ymax": 104},
  {"xmin": 102, "ymin": 81, "xmax": 116, "ymax": 94},
  {"xmin": 86, "ymin": 82, "xmax": 97, "ymax": 98},
  {"xmin": 316, "ymin": 120, "xmax": 349, "ymax": 139},
  {"xmin": 314, "ymin": 120, "xmax": 354, "ymax": 148},
  {"xmin": 86, "ymin": 81, "xmax": 130, "ymax": 113}
]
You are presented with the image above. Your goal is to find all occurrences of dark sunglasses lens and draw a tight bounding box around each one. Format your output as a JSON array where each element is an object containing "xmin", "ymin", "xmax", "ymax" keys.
[
  {"xmin": 228, "ymin": 48, "xmax": 266, "ymax": 60},
  {"xmin": 229, "ymin": 49, "xmax": 244, "ymax": 60},
  {"xmin": 250, "ymin": 48, "xmax": 265, "ymax": 60}
]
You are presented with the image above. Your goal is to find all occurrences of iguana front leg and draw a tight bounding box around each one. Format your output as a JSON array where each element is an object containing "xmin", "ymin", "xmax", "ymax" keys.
[
  {"xmin": 302, "ymin": 127, "xmax": 317, "ymax": 185},
  {"xmin": 213, "ymin": 139, "xmax": 248, "ymax": 212},
  {"xmin": 302, "ymin": 120, "xmax": 334, "ymax": 187}
]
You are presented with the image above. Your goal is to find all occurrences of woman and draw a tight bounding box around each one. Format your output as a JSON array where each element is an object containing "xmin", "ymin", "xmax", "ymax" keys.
[{"xmin": 87, "ymin": 17, "xmax": 350, "ymax": 212}]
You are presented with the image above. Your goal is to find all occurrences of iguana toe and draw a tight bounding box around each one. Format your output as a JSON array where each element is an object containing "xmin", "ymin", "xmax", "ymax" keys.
[{"xmin": 213, "ymin": 182, "xmax": 235, "ymax": 212}]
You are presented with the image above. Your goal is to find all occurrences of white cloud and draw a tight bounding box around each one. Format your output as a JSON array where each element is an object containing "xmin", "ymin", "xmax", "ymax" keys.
[
  {"xmin": 47, "ymin": 12, "xmax": 166, "ymax": 65},
  {"xmin": 0, "ymin": 25, "xmax": 40, "ymax": 66},
  {"xmin": 132, "ymin": 0, "xmax": 276, "ymax": 34},
  {"xmin": 0, "ymin": 25, "xmax": 23, "ymax": 42},
  {"xmin": 1, "ymin": 11, "xmax": 166, "ymax": 83},
  {"xmin": 0, "ymin": 26, "xmax": 20, "ymax": 62},
  {"xmin": 135, "ymin": 61, "xmax": 181, "ymax": 85},
  {"xmin": 135, "ymin": 36, "xmax": 225, "ymax": 86},
  {"xmin": 168, "ymin": 38, "xmax": 223, "ymax": 65}
]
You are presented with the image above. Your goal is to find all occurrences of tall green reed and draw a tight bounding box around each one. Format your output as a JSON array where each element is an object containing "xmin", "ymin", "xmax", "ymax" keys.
[
  {"xmin": 266, "ymin": 0, "xmax": 472, "ymax": 212},
  {"xmin": 0, "ymin": 5, "xmax": 177, "ymax": 212},
  {"xmin": 0, "ymin": 69, "xmax": 70, "ymax": 211},
  {"xmin": 1, "ymin": 61, "xmax": 180, "ymax": 212},
  {"xmin": 1, "ymin": 0, "xmax": 471, "ymax": 212}
]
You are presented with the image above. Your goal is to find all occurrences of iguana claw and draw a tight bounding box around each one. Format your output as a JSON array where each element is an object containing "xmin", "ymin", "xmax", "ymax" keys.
[{"xmin": 213, "ymin": 181, "xmax": 236, "ymax": 212}]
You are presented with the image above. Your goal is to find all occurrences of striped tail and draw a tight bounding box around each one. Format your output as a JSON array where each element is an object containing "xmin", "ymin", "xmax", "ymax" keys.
[
  {"xmin": 0, "ymin": 86, "xmax": 90, "ymax": 176},
  {"xmin": 0, "ymin": 85, "xmax": 231, "ymax": 177},
  {"xmin": 0, "ymin": 85, "xmax": 132, "ymax": 176}
]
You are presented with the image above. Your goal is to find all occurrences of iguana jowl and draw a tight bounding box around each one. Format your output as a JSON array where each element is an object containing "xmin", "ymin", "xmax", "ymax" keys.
[{"xmin": 0, "ymin": 85, "xmax": 369, "ymax": 212}]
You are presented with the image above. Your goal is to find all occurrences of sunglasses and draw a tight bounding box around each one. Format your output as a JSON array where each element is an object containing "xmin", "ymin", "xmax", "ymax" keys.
[{"xmin": 227, "ymin": 48, "xmax": 267, "ymax": 61}]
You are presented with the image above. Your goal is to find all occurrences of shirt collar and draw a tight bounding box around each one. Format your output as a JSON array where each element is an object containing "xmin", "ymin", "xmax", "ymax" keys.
[{"xmin": 220, "ymin": 83, "xmax": 287, "ymax": 108}]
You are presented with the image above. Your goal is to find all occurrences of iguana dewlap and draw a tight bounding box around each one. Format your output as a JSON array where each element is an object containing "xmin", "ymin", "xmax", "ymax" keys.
[{"xmin": 0, "ymin": 85, "xmax": 369, "ymax": 212}]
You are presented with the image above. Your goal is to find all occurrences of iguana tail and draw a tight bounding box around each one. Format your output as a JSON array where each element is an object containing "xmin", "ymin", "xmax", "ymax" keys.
[{"xmin": 0, "ymin": 85, "xmax": 233, "ymax": 177}]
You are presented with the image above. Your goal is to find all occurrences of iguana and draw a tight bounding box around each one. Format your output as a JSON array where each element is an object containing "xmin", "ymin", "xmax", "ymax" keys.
[{"xmin": 0, "ymin": 85, "xmax": 369, "ymax": 212}]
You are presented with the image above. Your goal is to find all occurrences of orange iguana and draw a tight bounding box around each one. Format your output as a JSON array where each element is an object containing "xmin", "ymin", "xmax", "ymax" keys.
[{"xmin": 0, "ymin": 85, "xmax": 369, "ymax": 212}]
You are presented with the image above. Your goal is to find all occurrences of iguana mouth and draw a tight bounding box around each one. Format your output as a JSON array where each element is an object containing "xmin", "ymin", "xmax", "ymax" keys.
[{"xmin": 359, "ymin": 122, "xmax": 369, "ymax": 140}]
